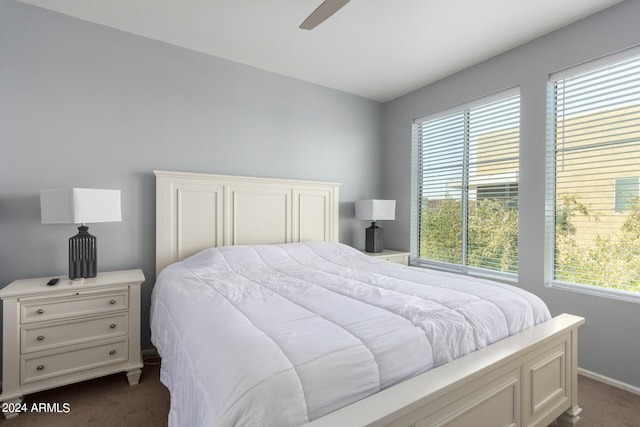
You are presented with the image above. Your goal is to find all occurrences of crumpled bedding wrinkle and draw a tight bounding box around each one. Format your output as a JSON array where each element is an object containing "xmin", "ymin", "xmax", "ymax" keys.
[{"xmin": 150, "ymin": 241, "xmax": 551, "ymax": 427}]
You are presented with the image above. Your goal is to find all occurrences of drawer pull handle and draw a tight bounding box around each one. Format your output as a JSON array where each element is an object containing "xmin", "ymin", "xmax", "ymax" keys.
[
  {"xmin": 109, "ymin": 324, "xmax": 116, "ymax": 329},
  {"xmin": 109, "ymin": 300, "xmax": 116, "ymax": 305},
  {"xmin": 109, "ymin": 350, "xmax": 116, "ymax": 355},
  {"xmin": 37, "ymin": 335, "xmax": 45, "ymax": 341},
  {"xmin": 36, "ymin": 309, "xmax": 44, "ymax": 315},
  {"xmin": 36, "ymin": 365, "xmax": 44, "ymax": 371}
]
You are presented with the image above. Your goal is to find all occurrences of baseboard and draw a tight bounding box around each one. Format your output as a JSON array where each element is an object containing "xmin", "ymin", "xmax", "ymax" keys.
[{"xmin": 578, "ymin": 367, "xmax": 640, "ymax": 396}]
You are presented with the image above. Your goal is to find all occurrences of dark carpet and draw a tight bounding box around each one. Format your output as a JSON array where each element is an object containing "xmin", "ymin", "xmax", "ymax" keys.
[{"xmin": 1, "ymin": 357, "xmax": 638, "ymax": 426}]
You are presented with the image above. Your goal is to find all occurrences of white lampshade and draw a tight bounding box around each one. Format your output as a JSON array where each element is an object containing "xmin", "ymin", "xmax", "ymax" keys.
[
  {"xmin": 40, "ymin": 188, "xmax": 122, "ymax": 224},
  {"xmin": 355, "ymin": 199, "xmax": 396, "ymax": 221}
]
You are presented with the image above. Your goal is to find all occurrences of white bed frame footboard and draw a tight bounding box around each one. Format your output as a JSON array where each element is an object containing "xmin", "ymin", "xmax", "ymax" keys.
[
  {"xmin": 307, "ymin": 313, "xmax": 584, "ymax": 427},
  {"xmin": 154, "ymin": 170, "xmax": 585, "ymax": 427}
]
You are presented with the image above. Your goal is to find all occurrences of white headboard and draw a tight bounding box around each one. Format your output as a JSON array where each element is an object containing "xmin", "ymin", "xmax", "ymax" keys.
[{"xmin": 154, "ymin": 170, "xmax": 341, "ymax": 275}]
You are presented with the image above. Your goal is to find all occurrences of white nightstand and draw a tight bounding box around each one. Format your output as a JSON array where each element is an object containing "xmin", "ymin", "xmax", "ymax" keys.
[
  {"xmin": 0, "ymin": 269, "xmax": 144, "ymax": 419},
  {"xmin": 361, "ymin": 249, "xmax": 411, "ymax": 265}
]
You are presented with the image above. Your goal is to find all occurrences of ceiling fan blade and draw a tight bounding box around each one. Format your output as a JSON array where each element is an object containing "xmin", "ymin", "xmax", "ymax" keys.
[{"xmin": 299, "ymin": 0, "xmax": 351, "ymax": 30}]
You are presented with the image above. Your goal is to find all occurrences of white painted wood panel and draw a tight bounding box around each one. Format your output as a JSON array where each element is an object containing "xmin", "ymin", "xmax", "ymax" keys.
[
  {"xmin": 524, "ymin": 341, "xmax": 569, "ymax": 427},
  {"xmin": 177, "ymin": 187, "xmax": 222, "ymax": 260},
  {"xmin": 155, "ymin": 175, "xmax": 224, "ymax": 272},
  {"xmin": 422, "ymin": 369, "xmax": 520, "ymax": 427},
  {"xmin": 154, "ymin": 170, "xmax": 340, "ymax": 274},
  {"xmin": 295, "ymin": 188, "xmax": 334, "ymax": 242},
  {"xmin": 228, "ymin": 186, "xmax": 291, "ymax": 245}
]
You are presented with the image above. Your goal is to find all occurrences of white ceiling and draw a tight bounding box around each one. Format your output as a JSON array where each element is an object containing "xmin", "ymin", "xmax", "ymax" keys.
[{"xmin": 20, "ymin": 0, "xmax": 622, "ymax": 102}]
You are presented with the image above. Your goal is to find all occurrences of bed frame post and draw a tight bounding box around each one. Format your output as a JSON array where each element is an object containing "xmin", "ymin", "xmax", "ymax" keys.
[{"xmin": 557, "ymin": 326, "xmax": 582, "ymax": 427}]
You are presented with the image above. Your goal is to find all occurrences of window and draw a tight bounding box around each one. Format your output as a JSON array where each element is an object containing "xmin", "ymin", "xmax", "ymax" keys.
[
  {"xmin": 414, "ymin": 91, "xmax": 520, "ymax": 275},
  {"xmin": 615, "ymin": 177, "xmax": 639, "ymax": 212},
  {"xmin": 548, "ymin": 49, "xmax": 640, "ymax": 297}
]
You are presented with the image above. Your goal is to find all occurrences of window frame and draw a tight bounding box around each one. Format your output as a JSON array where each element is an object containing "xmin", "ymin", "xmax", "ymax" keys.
[
  {"xmin": 614, "ymin": 177, "xmax": 639, "ymax": 213},
  {"xmin": 545, "ymin": 46, "xmax": 640, "ymax": 303},
  {"xmin": 411, "ymin": 88, "xmax": 520, "ymax": 282}
]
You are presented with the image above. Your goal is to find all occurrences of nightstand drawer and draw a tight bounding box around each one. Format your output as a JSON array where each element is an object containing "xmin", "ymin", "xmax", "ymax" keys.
[
  {"xmin": 21, "ymin": 291, "xmax": 128, "ymax": 324},
  {"xmin": 21, "ymin": 339, "xmax": 128, "ymax": 384},
  {"xmin": 21, "ymin": 313, "xmax": 128, "ymax": 353}
]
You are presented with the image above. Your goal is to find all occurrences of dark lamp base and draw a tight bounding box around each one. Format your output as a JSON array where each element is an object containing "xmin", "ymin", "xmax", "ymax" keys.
[
  {"xmin": 365, "ymin": 221, "xmax": 384, "ymax": 253},
  {"xmin": 69, "ymin": 225, "xmax": 97, "ymax": 280}
]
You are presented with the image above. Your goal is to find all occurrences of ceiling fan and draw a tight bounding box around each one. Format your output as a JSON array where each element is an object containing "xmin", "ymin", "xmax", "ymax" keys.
[{"xmin": 299, "ymin": 0, "xmax": 351, "ymax": 30}]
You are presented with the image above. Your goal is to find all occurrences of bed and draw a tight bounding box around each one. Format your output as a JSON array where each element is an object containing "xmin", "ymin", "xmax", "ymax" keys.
[{"xmin": 151, "ymin": 170, "xmax": 584, "ymax": 427}]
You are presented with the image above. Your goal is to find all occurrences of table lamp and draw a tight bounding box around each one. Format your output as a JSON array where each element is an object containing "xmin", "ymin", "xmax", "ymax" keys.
[
  {"xmin": 40, "ymin": 188, "xmax": 122, "ymax": 280},
  {"xmin": 355, "ymin": 199, "xmax": 395, "ymax": 253}
]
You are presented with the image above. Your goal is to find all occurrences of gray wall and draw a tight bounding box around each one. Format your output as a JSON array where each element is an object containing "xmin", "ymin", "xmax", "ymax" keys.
[
  {"xmin": 382, "ymin": 1, "xmax": 640, "ymax": 388},
  {"xmin": 0, "ymin": 0, "xmax": 383, "ymax": 351}
]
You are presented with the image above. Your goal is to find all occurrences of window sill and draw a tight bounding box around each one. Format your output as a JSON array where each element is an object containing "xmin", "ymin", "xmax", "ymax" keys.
[
  {"xmin": 547, "ymin": 280, "xmax": 640, "ymax": 304},
  {"xmin": 411, "ymin": 259, "xmax": 518, "ymax": 286}
]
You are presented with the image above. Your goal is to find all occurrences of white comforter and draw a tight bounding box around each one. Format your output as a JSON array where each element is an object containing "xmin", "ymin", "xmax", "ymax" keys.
[{"xmin": 150, "ymin": 241, "xmax": 550, "ymax": 427}]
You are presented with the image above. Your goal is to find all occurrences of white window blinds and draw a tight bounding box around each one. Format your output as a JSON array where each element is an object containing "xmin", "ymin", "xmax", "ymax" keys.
[
  {"xmin": 415, "ymin": 91, "xmax": 520, "ymax": 274},
  {"xmin": 549, "ymin": 49, "xmax": 640, "ymax": 295}
]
